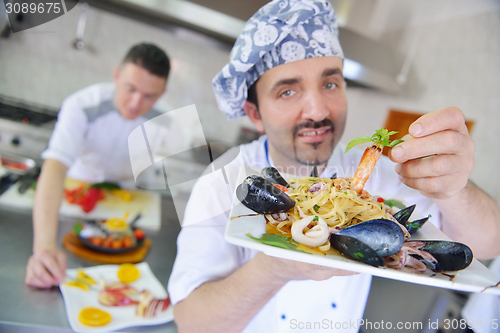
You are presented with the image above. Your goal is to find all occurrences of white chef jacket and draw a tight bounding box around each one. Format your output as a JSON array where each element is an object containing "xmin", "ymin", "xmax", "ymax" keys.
[
  {"xmin": 168, "ymin": 135, "xmax": 441, "ymax": 333},
  {"xmin": 42, "ymin": 83, "xmax": 184, "ymax": 187}
]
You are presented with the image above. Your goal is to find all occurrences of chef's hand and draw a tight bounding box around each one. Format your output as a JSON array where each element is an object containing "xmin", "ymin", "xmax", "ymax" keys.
[
  {"xmin": 389, "ymin": 107, "xmax": 475, "ymax": 200},
  {"xmin": 25, "ymin": 247, "xmax": 66, "ymax": 288},
  {"xmin": 255, "ymin": 252, "xmax": 357, "ymax": 282}
]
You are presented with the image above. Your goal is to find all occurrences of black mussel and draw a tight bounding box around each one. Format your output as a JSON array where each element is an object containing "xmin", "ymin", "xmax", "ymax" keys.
[
  {"xmin": 332, "ymin": 219, "xmax": 405, "ymax": 257},
  {"xmin": 310, "ymin": 166, "xmax": 318, "ymax": 177},
  {"xmin": 404, "ymin": 215, "xmax": 430, "ymax": 235},
  {"xmin": 236, "ymin": 175, "xmax": 295, "ymax": 214},
  {"xmin": 330, "ymin": 172, "xmax": 337, "ymax": 180},
  {"xmin": 393, "ymin": 204, "xmax": 416, "ymax": 225},
  {"xmin": 407, "ymin": 240, "xmax": 473, "ymax": 272},
  {"xmin": 393, "ymin": 204, "xmax": 429, "ymax": 235},
  {"xmin": 260, "ymin": 167, "xmax": 289, "ymax": 188},
  {"xmin": 330, "ymin": 235, "xmax": 385, "ymax": 267}
]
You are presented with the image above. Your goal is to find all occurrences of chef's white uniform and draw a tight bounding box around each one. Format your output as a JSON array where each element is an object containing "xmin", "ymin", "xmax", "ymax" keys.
[
  {"xmin": 168, "ymin": 135, "xmax": 441, "ymax": 333},
  {"xmin": 42, "ymin": 83, "xmax": 183, "ymax": 187}
]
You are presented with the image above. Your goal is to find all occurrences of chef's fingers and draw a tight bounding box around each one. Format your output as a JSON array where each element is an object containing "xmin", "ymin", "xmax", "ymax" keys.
[
  {"xmin": 26, "ymin": 256, "xmax": 58, "ymax": 288},
  {"xmin": 395, "ymin": 154, "xmax": 465, "ymax": 179},
  {"xmin": 54, "ymin": 250, "xmax": 67, "ymax": 274},
  {"xmin": 38, "ymin": 251, "xmax": 66, "ymax": 283},
  {"xmin": 390, "ymin": 130, "xmax": 470, "ymax": 164},
  {"xmin": 408, "ymin": 107, "xmax": 469, "ymax": 138},
  {"xmin": 26, "ymin": 265, "xmax": 53, "ymax": 289}
]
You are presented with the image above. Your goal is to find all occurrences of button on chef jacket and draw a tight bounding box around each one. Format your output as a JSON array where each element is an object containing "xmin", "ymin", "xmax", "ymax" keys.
[
  {"xmin": 42, "ymin": 83, "xmax": 184, "ymax": 188},
  {"xmin": 168, "ymin": 135, "xmax": 442, "ymax": 333}
]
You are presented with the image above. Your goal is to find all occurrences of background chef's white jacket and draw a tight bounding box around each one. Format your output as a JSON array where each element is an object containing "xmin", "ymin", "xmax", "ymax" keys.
[
  {"xmin": 168, "ymin": 135, "xmax": 441, "ymax": 333},
  {"xmin": 42, "ymin": 83, "xmax": 186, "ymax": 187}
]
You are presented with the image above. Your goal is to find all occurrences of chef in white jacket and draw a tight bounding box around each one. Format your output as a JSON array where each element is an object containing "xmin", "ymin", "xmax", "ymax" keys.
[
  {"xmin": 25, "ymin": 43, "xmax": 183, "ymax": 288},
  {"xmin": 168, "ymin": 1, "xmax": 500, "ymax": 333}
]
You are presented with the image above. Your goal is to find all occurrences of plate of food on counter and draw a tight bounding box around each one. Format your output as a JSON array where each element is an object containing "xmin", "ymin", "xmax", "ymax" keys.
[
  {"xmin": 60, "ymin": 262, "xmax": 173, "ymax": 332},
  {"xmin": 225, "ymin": 129, "xmax": 500, "ymax": 295},
  {"xmin": 75, "ymin": 213, "xmax": 146, "ymax": 254}
]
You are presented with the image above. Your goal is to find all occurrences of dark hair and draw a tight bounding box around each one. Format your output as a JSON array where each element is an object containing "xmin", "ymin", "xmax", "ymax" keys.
[
  {"xmin": 122, "ymin": 43, "xmax": 170, "ymax": 79},
  {"xmin": 247, "ymin": 79, "xmax": 259, "ymax": 110}
]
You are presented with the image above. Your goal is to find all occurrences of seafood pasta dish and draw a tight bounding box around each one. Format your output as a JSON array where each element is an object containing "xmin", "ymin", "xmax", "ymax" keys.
[
  {"xmin": 265, "ymin": 175, "xmax": 397, "ymax": 251},
  {"xmin": 236, "ymin": 129, "xmax": 473, "ymax": 273}
]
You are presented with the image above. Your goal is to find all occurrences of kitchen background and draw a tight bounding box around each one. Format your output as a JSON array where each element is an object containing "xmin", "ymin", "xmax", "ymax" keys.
[{"xmin": 0, "ymin": 0, "xmax": 499, "ymax": 199}]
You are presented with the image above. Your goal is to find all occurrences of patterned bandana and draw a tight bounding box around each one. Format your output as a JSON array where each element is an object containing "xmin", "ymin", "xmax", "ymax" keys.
[{"xmin": 212, "ymin": 0, "xmax": 344, "ymax": 120}]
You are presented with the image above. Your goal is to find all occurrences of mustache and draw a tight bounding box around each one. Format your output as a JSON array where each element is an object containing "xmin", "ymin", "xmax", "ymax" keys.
[{"xmin": 292, "ymin": 119, "xmax": 335, "ymax": 137}]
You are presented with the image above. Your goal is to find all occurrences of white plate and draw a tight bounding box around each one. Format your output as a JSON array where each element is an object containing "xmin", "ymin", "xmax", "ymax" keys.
[
  {"xmin": 225, "ymin": 166, "xmax": 500, "ymax": 295},
  {"xmin": 60, "ymin": 262, "xmax": 174, "ymax": 332}
]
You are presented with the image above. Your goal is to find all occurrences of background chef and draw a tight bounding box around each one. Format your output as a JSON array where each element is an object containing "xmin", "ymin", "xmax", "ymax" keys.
[{"xmin": 25, "ymin": 43, "xmax": 184, "ymax": 288}]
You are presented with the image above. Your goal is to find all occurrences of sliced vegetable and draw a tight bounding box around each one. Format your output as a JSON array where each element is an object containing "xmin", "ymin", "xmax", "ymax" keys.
[
  {"xmin": 110, "ymin": 189, "xmax": 133, "ymax": 201},
  {"xmin": 89, "ymin": 182, "xmax": 121, "ymax": 190},
  {"xmin": 64, "ymin": 186, "xmax": 105, "ymax": 213}
]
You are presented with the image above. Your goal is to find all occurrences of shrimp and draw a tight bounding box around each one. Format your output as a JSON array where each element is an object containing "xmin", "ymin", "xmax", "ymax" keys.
[
  {"xmin": 345, "ymin": 128, "xmax": 404, "ymax": 195},
  {"xmin": 350, "ymin": 143, "xmax": 383, "ymax": 194}
]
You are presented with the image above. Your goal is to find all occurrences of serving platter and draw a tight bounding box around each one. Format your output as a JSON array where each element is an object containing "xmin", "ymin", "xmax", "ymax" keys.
[
  {"xmin": 225, "ymin": 165, "xmax": 500, "ymax": 295},
  {"xmin": 60, "ymin": 262, "xmax": 173, "ymax": 332}
]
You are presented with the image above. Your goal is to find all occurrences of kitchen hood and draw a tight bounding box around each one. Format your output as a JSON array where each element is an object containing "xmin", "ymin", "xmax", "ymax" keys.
[{"xmin": 92, "ymin": 0, "xmax": 404, "ymax": 94}]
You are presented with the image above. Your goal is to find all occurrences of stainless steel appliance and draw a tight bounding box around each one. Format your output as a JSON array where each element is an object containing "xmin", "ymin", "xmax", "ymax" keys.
[{"xmin": 0, "ymin": 95, "xmax": 57, "ymax": 164}]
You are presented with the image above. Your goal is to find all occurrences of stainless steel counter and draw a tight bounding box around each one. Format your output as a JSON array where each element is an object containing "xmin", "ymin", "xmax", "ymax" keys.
[{"xmin": 0, "ymin": 194, "xmax": 180, "ymax": 333}]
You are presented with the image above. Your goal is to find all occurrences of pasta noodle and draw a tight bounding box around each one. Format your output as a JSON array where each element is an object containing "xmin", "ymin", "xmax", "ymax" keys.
[{"xmin": 265, "ymin": 176, "xmax": 391, "ymax": 243}]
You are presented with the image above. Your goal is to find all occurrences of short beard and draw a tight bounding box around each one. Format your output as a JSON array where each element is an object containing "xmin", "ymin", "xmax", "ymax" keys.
[{"xmin": 292, "ymin": 119, "xmax": 336, "ymax": 165}]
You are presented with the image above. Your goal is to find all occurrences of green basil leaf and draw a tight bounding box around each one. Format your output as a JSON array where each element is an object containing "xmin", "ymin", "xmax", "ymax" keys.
[
  {"xmin": 388, "ymin": 139, "xmax": 404, "ymax": 148},
  {"xmin": 384, "ymin": 199, "xmax": 406, "ymax": 210},
  {"xmin": 345, "ymin": 136, "xmax": 373, "ymax": 153}
]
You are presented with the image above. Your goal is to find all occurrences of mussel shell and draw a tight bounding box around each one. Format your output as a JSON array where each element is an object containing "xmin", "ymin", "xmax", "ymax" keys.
[
  {"xmin": 404, "ymin": 215, "xmax": 430, "ymax": 235},
  {"xmin": 236, "ymin": 175, "xmax": 295, "ymax": 214},
  {"xmin": 260, "ymin": 167, "xmax": 289, "ymax": 187},
  {"xmin": 330, "ymin": 235, "xmax": 385, "ymax": 267},
  {"xmin": 393, "ymin": 204, "xmax": 416, "ymax": 225},
  {"xmin": 333, "ymin": 219, "xmax": 405, "ymax": 257},
  {"xmin": 407, "ymin": 240, "xmax": 473, "ymax": 272}
]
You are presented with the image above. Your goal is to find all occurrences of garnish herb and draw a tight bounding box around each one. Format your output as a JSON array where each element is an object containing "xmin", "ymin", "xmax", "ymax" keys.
[
  {"xmin": 313, "ymin": 204, "xmax": 320, "ymax": 212},
  {"xmin": 246, "ymin": 234, "xmax": 308, "ymax": 253},
  {"xmin": 345, "ymin": 128, "xmax": 404, "ymax": 153},
  {"xmin": 384, "ymin": 199, "xmax": 406, "ymax": 210},
  {"xmin": 312, "ymin": 216, "xmax": 319, "ymax": 222}
]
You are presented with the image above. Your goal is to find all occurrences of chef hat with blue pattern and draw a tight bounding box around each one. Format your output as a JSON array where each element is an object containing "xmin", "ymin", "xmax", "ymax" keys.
[{"xmin": 212, "ymin": 0, "xmax": 344, "ymax": 120}]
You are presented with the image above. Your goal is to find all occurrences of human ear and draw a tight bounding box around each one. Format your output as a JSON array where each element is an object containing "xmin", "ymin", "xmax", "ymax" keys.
[
  {"xmin": 243, "ymin": 100, "xmax": 265, "ymax": 133},
  {"xmin": 112, "ymin": 67, "xmax": 120, "ymax": 83}
]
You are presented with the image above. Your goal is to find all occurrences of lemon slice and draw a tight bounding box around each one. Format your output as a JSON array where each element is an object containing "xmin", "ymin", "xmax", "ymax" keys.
[
  {"xmin": 117, "ymin": 263, "xmax": 141, "ymax": 283},
  {"xmin": 78, "ymin": 307, "xmax": 111, "ymax": 326},
  {"xmin": 64, "ymin": 280, "xmax": 90, "ymax": 292},
  {"xmin": 76, "ymin": 268, "xmax": 97, "ymax": 285}
]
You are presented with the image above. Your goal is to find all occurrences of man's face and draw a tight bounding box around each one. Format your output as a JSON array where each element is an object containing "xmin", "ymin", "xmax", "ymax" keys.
[
  {"xmin": 113, "ymin": 62, "xmax": 167, "ymax": 120},
  {"xmin": 248, "ymin": 56, "xmax": 347, "ymax": 167}
]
